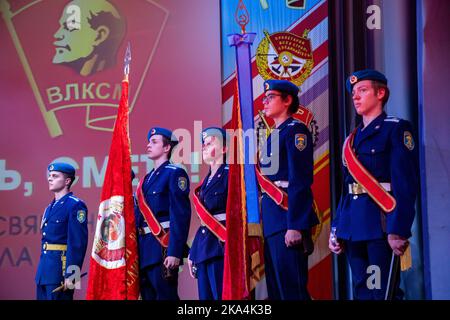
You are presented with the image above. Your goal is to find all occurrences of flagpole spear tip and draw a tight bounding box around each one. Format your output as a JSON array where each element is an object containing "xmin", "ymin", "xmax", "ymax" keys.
[
  {"xmin": 123, "ymin": 42, "xmax": 131, "ymax": 80},
  {"xmin": 235, "ymin": 0, "xmax": 249, "ymax": 34}
]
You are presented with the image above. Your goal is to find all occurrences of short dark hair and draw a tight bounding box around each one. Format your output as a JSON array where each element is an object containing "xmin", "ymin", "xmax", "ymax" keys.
[
  {"xmin": 62, "ymin": 172, "xmax": 75, "ymax": 189},
  {"xmin": 281, "ymin": 92, "xmax": 300, "ymax": 115},
  {"xmin": 371, "ymin": 80, "xmax": 390, "ymax": 107},
  {"xmin": 161, "ymin": 135, "xmax": 177, "ymax": 159}
]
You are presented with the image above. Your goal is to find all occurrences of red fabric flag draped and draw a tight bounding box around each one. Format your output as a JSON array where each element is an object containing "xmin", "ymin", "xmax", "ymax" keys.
[
  {"xmin": 86, "ymin": 77, "xmax": 139, "ymax": 299},
  {"xmin": 222, "ymin": 89, "xmax": 249, "ymax": 300},
  {"xmin": 223, "ymin": 87, "xmax": 265, "ymax": 300}
]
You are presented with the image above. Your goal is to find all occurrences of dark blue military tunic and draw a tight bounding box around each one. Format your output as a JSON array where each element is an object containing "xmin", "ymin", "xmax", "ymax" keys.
[
  {"xmin": 260, "ymin": 117, "xmax": 319, "ymax": 300},
  {"xmin": 134, "ymin": 161, "xmax": 191, "ymax": 300},
  {"xmin": 189, "ymin": 164, "xmax": 228, "ymax": 300},
  {"xmin": 332, "ymin": 112, "xmax": 419, "ymax": 299},
  {"xmin": 35, "ymin": 192, "xmax": 88, "ymax": 300}
]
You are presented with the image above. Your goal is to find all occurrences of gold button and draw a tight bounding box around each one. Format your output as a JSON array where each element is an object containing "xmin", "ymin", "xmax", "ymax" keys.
[
  {"xmin": 353, "ymin": 195, "xmax": 358, "ymax": 200},
  {"xmin": 371, "ymin": 149, "xmax": 375, "ymax": 153}
]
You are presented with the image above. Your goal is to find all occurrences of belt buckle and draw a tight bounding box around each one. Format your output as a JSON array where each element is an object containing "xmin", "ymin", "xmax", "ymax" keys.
[{"xmin": 351, "ymin": 183, "xmax": 359, "ymax": 194}]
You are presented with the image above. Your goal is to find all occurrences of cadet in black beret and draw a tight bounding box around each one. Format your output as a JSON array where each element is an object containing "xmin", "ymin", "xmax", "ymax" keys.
[
  {"xmin": 330, "ymin": 69, "xmax": 419, "ymax": 300},
  {"xmin": 36, "ymin": 162, "xmax": 88, "ymax": 300}
]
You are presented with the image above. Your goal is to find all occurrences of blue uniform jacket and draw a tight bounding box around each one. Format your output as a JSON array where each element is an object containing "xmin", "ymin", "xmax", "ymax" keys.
[
  {"xmin": 35, "ymin": 192, "xmax": 88, "ymax": 285},
  {"xmin": 135, "ymin": 161, "xmax": 191, "ymax": 269},
  {"xmin": 260, "ymin": 117, "xmax": 319, "ymax": 237},
  {"xmin": 189, "ymin": 164, "xmax": 228, "ymax": 264},
  {"xmin": 333, "ymin": 112, "xmax": 419, "ymax": 241}
]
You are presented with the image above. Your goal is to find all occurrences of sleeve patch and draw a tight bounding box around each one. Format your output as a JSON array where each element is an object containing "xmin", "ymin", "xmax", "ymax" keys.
[
  {"xmin": 178, "ymin": 176, "xmax": 188, "ymax": 191},
  {"xmin": 77, "ymin": 210, "xmax": 86, "ymax": 223},
  {"xmin": 404, "ymin": 131, "xmax": 415, "ymax": 150},
  {"xmin": 295, "ymin": 133, "xmax": 307, "ymax": 151}
]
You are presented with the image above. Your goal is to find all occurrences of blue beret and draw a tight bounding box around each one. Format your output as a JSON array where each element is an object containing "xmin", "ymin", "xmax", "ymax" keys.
[
  {"xmin": 263, "ymin": 79, "xmax": 299, "ymax": 97},
  {"xmin": 147, "ymin": 127, "xmax": 178, "ymax": 144},
  {"xmin": 346, "ymin": 69, "xmax": 388, "ymax": 92},
  {"xmin": 201, "ymin": 127, "xmax": 227, "ymax": 144},
  {"xmin": 47, "ymin": 162, "xmax": 75, "ymax": 176}
]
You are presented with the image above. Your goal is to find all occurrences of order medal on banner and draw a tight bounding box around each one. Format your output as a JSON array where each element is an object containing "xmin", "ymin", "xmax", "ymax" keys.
[{"xmin": 256, "ymin": 29, "xmax": 314, "ymax": 86}]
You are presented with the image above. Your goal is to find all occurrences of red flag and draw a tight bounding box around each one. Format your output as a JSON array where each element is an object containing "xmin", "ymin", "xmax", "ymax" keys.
[
  {"xmin": 222, "ymin": 89, "xmax": 265, "ymax": 300},
  {"xmin": 86, "ymin": 77, "xmax": 139, "ymax": 299}
]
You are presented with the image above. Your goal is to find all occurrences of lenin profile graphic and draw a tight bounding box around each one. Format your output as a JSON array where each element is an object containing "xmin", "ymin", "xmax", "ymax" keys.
[{"xmin": 52, "ymin": 0, "xmax": 126, "ymax": 76}]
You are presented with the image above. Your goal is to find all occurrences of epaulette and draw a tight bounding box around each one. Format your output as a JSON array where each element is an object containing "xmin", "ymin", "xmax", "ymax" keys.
[
  {"xmin": 69, "ymin": 196, "xmax": 80, "ymax": 202},
  {"xmin": 384, "ymin": 117, "xmax": 400, "ymax": 123},
  {"xmin": 165, "ymin": 164, "xmax": 181, "ymax": 170}
]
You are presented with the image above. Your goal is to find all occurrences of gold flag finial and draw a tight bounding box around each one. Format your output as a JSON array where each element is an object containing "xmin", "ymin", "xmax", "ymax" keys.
[{"xmin": 235, "ymin": 0, "xmax": 249, "ymax": 34}]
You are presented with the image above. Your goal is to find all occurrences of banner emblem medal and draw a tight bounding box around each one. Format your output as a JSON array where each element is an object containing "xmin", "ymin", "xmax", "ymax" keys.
[{"xmin": 256, "ymin": 29, "xmax": 314, "ymax": 86}]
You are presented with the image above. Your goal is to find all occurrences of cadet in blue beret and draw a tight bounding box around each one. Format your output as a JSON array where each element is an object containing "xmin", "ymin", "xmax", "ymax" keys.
[
  {"xmin": 35, "ymin": 162, "xmax": 88, "ymax": 300},
  {"xmin": 134, "ymin": 127, "xmax": 191, "ymax": 300},
  {"xmin": 188, "ymin": 127, "xmax": 228, "ymax": 300},
  {"xmin": 259, "ymin": 79, "xmax": 319, "ymax": 300},
  {"xmin": 329, "ymin": 69, "xmax": 419, "ymax": 299}
]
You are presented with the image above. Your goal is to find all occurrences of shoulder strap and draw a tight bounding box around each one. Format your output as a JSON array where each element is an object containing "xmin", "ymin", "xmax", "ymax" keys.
[
  {"xmin": 343, "ymin": 129, "xmax": 396, "ymax": 213},
  {"xmin": 192, "ymin": 180, "xmax": 227, "ymax": 242},
  {"xmin": 255, "ymin": 165, "xmax": 288, "ymax": 210},
  {"xmin": 136, "ymin": 177, "xmax": 169, "ymax": 247}
]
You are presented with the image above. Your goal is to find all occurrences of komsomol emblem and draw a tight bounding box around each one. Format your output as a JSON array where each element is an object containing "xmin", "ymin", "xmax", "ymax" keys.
[
  {"xmin": 178, "ymin": 176, "xmax": 187, "ymax": 191},
  {"xmin": 295, "ymin": 133, "xmax": 307, "ymax": 151},
  {"xmin": 404, "ymin": 131, "xmax": 415, "ymax": 150},
  {"xmin": 256, "ymin": 29, "xmax": 314, "ymax": 86},
  {"xmin": 92, "ymin": 195, "xmax": 126, "ymax": 268},
  {"xmin": 0, "ymin": 0, "xmax": 169, "ymax": 137}
]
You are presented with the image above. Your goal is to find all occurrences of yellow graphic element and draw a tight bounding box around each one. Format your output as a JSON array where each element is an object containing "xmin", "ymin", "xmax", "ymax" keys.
[
  {"xmin": 0, "ymin": 0, "xmax": 169, "ymax": 137},
  {"xmin": 259, "ymin": 0, "xmax": 269, "ymax": 10},
  {"xmin": 313, "ymin": 150, "xmax": 329, "ymax": 175},
  {"xmin": 52, "ymin": 0, "xmax": 125, "ymax": 77},
  {"xmin": 256, "ymin": 29, "xmax": 314, "ymax": 87}
]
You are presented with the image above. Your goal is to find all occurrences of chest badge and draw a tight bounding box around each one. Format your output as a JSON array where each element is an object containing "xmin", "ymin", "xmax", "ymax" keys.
[
  {"xmin": 178, "ymin": 176, "xmax": 188, "ymax": 191},
  {"xmin": 295, "ymin": 133, "xmax": 307, "ymax": 151},
  {"xmin": 404, "ymin": 131, "xmax": 415, "ymax": 150},
  {"xmin": 77, "ymin": 210, "xmax": 86, "ymax": 223}
]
